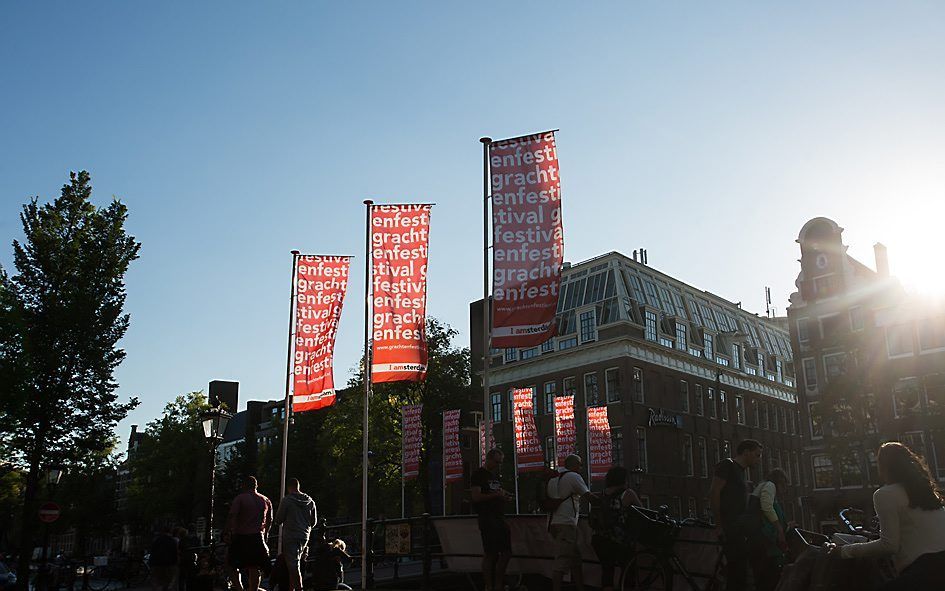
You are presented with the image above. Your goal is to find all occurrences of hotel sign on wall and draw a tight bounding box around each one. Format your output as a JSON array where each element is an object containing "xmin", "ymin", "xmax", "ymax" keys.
[{"xmin": 648, "ymin": 408, "xmax": 683, "ymax": 429}]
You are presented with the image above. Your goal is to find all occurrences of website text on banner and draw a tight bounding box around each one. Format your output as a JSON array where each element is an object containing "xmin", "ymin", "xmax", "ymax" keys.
[
  {"xmin": 479, "ymin": 421, "xmax": 496, "ymax": 466},
  {"xmin": 587, "ymin": 406, "xmax": 612, "ymax": 481},
  {"xmin": 292, "ymin": 255, "xmax": 351, "ymax": 412},
  {"xmin": 443, "ymin": 410, "xmax": 464, "ymax": 482},
  {"xmin": 402, "ymin": 404, "xmax": 423, "ymax": 480},
  {"xmin": 370, "ymin": 204, "xmax": 432, "ymax": 382},
  {"xmin": 554, "ymin": 395, "xmax": 576, "ymax": 467},
  {"xmin": 512, "ymin": 388, "xmax": 544, "ymax": 472},
  {"xmin": 490, "ymin": 131, "xmax": 564, "ymax": 348}
]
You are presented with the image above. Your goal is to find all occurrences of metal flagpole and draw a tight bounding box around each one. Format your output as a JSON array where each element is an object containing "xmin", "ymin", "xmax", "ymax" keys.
[
  {"xmin": 512, "ymin": 405, "xmax": 520, "ymax": 514},
  {"xmin": 480, "ymin": 136, "xmax": 492, "ymax": 459},
  {"xmin": 442, "ymin": 411, "xmax": 447, "ymax": 516},
  {"xmin": 279, "ymin": 250, "xmax": 300, "ymax": 554},
  {"xmin": 361, "ymin": 200, "xmax": 374, "ymax": 590},
  {"xmin": 585, "ymin": 409, "xmax": 592, "ymax": 485}
]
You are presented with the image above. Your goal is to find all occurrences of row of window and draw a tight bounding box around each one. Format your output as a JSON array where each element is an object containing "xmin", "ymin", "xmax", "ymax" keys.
[{"xmin": 797, "ymin": 311, "xmax": 945, "ymax": 358}]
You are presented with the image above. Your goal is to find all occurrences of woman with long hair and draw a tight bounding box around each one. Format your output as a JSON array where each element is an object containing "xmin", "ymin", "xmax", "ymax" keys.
[{"xmin": 833, "ymin": 441, "xmax": 945, "ymax": 590}]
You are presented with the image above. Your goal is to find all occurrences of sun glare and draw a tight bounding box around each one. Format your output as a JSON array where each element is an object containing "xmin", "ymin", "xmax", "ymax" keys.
[{"xmin": 882, "ymin": 208, "xmax": 945, "ymax": 298}]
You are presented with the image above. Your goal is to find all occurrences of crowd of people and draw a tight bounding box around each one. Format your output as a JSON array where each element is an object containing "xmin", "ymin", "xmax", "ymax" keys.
[{"xmin": 472, "ymin": 439, "xmax": 945, "ymax": 591}]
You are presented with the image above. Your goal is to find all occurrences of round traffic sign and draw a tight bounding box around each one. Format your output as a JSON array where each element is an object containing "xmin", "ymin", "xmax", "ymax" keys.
[{"xmin": 38, "ymin": 502, "xmax": 61, "ymax": 523}]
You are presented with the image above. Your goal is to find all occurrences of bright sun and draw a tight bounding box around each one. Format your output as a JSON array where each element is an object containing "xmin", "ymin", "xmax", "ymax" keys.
[{"xmin": 882, "ymin": 213, "xmax": 945, "ymax": 297}]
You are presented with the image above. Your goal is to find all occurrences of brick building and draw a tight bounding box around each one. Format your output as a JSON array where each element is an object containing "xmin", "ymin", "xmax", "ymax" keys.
[
  {"xmin": 787, "ymin": 217, "xmax": 945, "ymax": 532},
  {"xmin": 471, "ymin": 251, "xmax": 807, "ymax": 523}
]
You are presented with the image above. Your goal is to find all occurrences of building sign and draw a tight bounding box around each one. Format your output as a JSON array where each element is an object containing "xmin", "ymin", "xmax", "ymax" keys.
[{"xmin": 648, "ymin": 408, "xmax": 683, "ymax": 429}]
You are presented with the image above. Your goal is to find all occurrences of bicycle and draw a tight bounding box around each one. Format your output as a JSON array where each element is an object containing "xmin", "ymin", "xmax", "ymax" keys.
[{"xmin": 619, "ymin": 506, "xmax": 725, "ymax": 591}]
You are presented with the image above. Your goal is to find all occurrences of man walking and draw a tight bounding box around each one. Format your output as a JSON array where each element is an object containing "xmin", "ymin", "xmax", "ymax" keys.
[
  {"xmin": 273, "ymin": 478, "xmax": 316, "ymax": 591},
  {"xmin": 709, "ymin": 439, "xmax": 763, "ymax": 591},
  {"xmin": 470, "ymin": 449, "xmax": 512, "ymax": 591},
  {"xmin": 224, "ymin": 476, "xmax": 273, "ymax": 591},
  {"xmin": 548, "ymin": 454, "xmax": 595, "ymax": 591}
]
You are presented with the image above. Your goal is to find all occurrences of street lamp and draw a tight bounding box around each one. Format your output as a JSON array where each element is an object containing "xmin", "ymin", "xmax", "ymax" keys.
[
  {"xmin": 200, "ymin": 405, "xmax": 232, "ymax": 546},
  {"xmin": 39, "ymin": 465, "xmax": 65, "ymax": 591},
  {"xmin": 630, "ymin": 465, "xmax": 646, "ymax": 489},
  {"xmin": 46, "ymin": 466, "xmax": 64, "ymax": 487}
]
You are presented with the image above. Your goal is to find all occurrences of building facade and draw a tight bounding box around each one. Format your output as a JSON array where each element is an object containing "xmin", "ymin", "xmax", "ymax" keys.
[
  {"xmin": 787, "ymin": 217, "xmax": 945, "ymax": 532},
  {"xmin": 472, "ymin": 251, "xmax": 807, "ymax": 523}
]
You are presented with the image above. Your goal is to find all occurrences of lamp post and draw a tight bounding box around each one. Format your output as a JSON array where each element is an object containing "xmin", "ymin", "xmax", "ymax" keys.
[
  {"xmin": 630, "ymin": 465, "xmax": 646, "ymax": 491},
  {"xmin": 200, "ymin": 406, "xmax": 231, "ymax": 547},
  {"xmin": 38, "ymin": 465, "xmax": 64, "ymax": 591}
]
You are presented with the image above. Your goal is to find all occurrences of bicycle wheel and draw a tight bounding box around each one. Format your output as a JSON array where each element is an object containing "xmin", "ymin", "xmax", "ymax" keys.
[
  {"xmin": 621, "ymin": 551, "xmax": 672, "ymax": 591},
  {"xmin": 126, "ymin": 561, "xmax": 150, "ymax": 588},
  {"xmin": 86, "ymin": 565, "xmax": 112, "ymax": 591}
]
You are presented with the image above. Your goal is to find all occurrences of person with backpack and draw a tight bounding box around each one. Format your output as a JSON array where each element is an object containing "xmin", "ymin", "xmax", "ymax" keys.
[
  {"xmin": 748, "ymin": 468, "xmax": 789, "ymax": 591},
  {"xmin": 590, "ymin": 466, "xmax": 642, "ymax": 591},
  {"xmin": 708, "ymin": 439, "xmax": 763, "ymax": 591},
  {"xmin": 547, "ymin": 454, "xmax": 596, "ymax": 591}
]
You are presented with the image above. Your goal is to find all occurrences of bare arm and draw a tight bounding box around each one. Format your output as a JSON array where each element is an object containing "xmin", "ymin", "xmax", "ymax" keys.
[
  {"xmin": 622, "ymin": 488, "xmax": 643, "ymax": 508},
  {"xmin": 842, "ymin": 487, "xmax": 901, "ymax": 559}
]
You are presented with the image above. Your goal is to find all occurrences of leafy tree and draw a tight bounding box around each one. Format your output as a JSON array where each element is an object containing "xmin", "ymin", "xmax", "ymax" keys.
[
  {"xmin": 125, "ymin": 392, "xmax": 212, "ymax": 530},
  {"xmin": 0, "ymin": 171, "xmax": 140, "ymax": 580}
]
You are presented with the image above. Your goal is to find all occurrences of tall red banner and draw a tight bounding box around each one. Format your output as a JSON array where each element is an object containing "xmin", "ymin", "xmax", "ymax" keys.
[
  {"xmin": 443, "ymin": 410, "xmax": 463, "ymax": 482},
  {"xmin": 587, "ymin": 406, "xmax": 612, "ymax": 481},
  {"xmin": 402, "ymin": 404, "xmax": 423, "ymax": 480},
  {"xmin": 371, "ymin": 204, "xmax": 432, "ymax": 383},
  {"xmin": 292, "ymin": 255, "xmax": 351, "ymax": 412},
  {"xmin": 512, "ymin": 388, "xmax": 544, "ymax": 473},
  {"xmin": 479, "ymin": 420, "xmax": 495, "ymax": 467},
  {"xmin": 490, "ymin": 131, "xmax": 564, "ymax": 348},
  {"xmin": 554, "ymin": 395, "xmax": 576, "ymax": 467}
]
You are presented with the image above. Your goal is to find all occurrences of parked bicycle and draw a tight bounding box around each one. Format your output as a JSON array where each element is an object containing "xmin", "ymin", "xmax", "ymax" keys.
[{"xmin": 620, "ymin": 506, "xmax": 725, "ymax": 591}]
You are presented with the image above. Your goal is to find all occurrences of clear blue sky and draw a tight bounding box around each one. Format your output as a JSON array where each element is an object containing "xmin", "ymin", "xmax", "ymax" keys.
[{"xmin": 2, "ymin": 2, "xmax": 944, "ymax": 452}]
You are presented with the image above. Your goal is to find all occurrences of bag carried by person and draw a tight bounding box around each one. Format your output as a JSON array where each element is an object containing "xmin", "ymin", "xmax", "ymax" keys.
[
  {"xmin": 536, "ymin": 468, "xmax": 567, "ymax": 513},
  {"xmin": 589, "ymin": 488, "xmax": 632, "ymax": 544}
]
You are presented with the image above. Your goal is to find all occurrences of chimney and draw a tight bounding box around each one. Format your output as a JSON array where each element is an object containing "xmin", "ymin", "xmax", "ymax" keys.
[
  {"xmin": 632, "ymin": 250, "xmax": 638, "ymax": 262},
  {"xmin": 874, "ymin": 243, "xmax": 889, "ymax": 277}
]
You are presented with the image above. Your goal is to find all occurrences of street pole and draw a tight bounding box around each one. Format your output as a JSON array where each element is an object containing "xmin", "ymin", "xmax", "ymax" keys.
[
  {"xmin": 207, "ymin": 441, "xmax": 216, "ymax": 547},
  {"xmin": 279, "ymin": 250, "xmax": 300, "ymax": 554},
  {"xmin": 361, "ymin": 200, "xmax": 374, "ymax": 590},
  {"xmin": 480, "ymin": 137, "xmax": 492, "ymax": 457}
]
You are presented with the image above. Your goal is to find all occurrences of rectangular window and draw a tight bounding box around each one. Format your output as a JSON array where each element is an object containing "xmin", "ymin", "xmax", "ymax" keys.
[
  {"xmin": 753, "ymin": 399, "xmax": 760, "ymax": 427},
  {"xmin": 579, "ymin": 309, "xmax": 597, "ymax": 343},
  {"xmin": 735, "ymin": 395, "xmax": 745, "ymax": 425},
  {"xmin": 772, "ymin": 404, "xmax": 780, "ymax": 432},
  {"xmin": 541, "ymin": 338, "xmax": 554, "ymax": 353},
  {"xmin": 636, "ymin": 427, "xmax": 648, "ymax": 471},
  {"xmin": 504, "ymin": 348, "xmax": 516, "ymax": 363},
  {"xmin": 491, "ymin": 392, "xmax": 502, "ymax": 422},
  {"xmin": 520, "ymin": 348, "xmax": 538, "ymax": 360},
  {"xmin": 688, "ymin": 497, "xmax": 697, "ymax": 518},
  {"xmin": 893, "ymin": 378, "xmax": 923, "ymax": 417},
  {"xmin": 849, "ymin": 308, "xmax": 864, "ymax": 332},
  {"xmin": 659, "ymin": 336, "xmax": 675, "ymax": 348},
  {"xmin": 704, "ymin": 333, "xmax": 714, "ymax": 359},
  {"xmin": 605, "ymin": 368, "xmax": 620, "ymax": 403},
  {"xmin": 779, "ymin": 407, "xmax": 787, "ymax": 433},
  {"xmin": 508, "ymin": 390, "xmax": 514, "ymax": 422},
  {"xmin": 684, "ymin": 434, "xmax": 694, "ymax": 476},
  {"xmin": 698, "ymin": 437, "xmax": 708, "ymax": 478},
  {"xmin": 902, "ymin": 431, "xmax": 927, "ymax": 458},
  {"xmin": 676, "ymin": 323, "xmax": 688, "ymax": 351},
  {"xmin": 711, "ymin": 438, "xmax": 720, "ymax": 467},
  {"xmin": 794, "ymin": 451, "xmax": 803, "ymax": 488},
  {"xmin": 543, "ymin": 383, "xmax": 556, "ymax": 415},
  {"xmin": 632, "ymin": 367, "xmax": 644, "ymax": 403},
  {"xmin": 809, "ymin": 402, "xmax": 823, "ymax": 439},
  {"xmin": 919, "ymin": 320, "xmax": 945, "ymax": 352},
  {"xmin": 545, "ymin": 435, "xmax": 556, "ymax": 468},
  {"xmin": 645, "ymin": 310, "xmax": 658, "ymax": 342},
  {"xmin": 612, "ymin": 428, "xmax": 624, "ymax": 467},
  {"xmin": 824, "ymin": 353, "xmax": 847, "ymax": 380},
  {"xmin": 839, "ymin": 450, "xmax": 864, "ymax": 488},
  {"xmin": 797, "ymin": 317, "xmax": 810, "ymax": 343},
  {"xmin": 887, "ymin": 324, "xmax": 915, "ymax": 358},
  {"xmin": 532, "ymin": 386, "xmax": 540, "ymax": 416},
  {"xmin": 584, "ymin": 373, "xmax": 600, "ymax": 407},
  {"xmin": 733, "ymin": 344, "xmax": 742, "ymax": 370},
  {"xmin": 803, "ymin": 358, "xmax": 817, "ymax": 390},
  {"xmin": 707, "ymin": 388, "xmax": 717, "ymax": 419},
  {"xmin": 564, "ymin": 376, "xmax": 576, "ymax": 399},
  {"xmin": 719, "ymin": 391, "xmax": 729, "ymax": 422},
  {"xmin": 760, "ymin": 401, "xmax": 769, "ymax": 430},
  {"xmin": 694, "ymin": 385, "xmax": 704, "ymax": 416},
  {"xmin": 812, "ymin": 454, "xmax": 833, "ymax": 490},
  {"xmin": 789, "ymin": 408, "xmax": 796, "ymax": 434},
  {"xmin": 558, "ymin": 336, "xmax": 578, "ymax": 350},
  {"xmin": 679, "ymin": 381, "xmax": 690, "ymax": 413}
]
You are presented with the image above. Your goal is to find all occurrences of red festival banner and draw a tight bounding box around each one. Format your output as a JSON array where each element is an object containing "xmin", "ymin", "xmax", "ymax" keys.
[
  {"xmin": 292, "ymin": 255, "xmax": 351, "ymax": 412},
  {"xmin": 554, "ymin": 395, "xmax": 576, "ymax": 467},
  {"xmin": 443, "ymin": 410, "xmax": 464, "ymax": 482},
  {"xmin": 587, "ymin": 406, "xmax": 612, "ymax": 481},
  {"xmin": 512, "ymin": 388, "xmax": 544, "ymax": 473},
  {"xmin": 370, "ymin": 204, "xmax": 432, "ymax": 383},
  {"xmin": 490, "ymin": 131, "xmax": 564, "ymax": 348},
  {"xmin": 402, "ymin": 404, "xmax": 423, "ymax": 480},
  {"xmin": 479, "ymin": 420, "xmax": 495, "ymax": 467}
]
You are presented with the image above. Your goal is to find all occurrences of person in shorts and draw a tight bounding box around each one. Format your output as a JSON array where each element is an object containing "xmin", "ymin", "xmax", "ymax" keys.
[
  {"xmin": 273, "ymin": 478, "xmax": 316, "ymax": 591},
  {"xmin": 470, "ymin": 448, "xmax": 512, "ymax": 591},
  {"xmin": 224, "ymin": 476, "xmax": 273, "ymax": 591},
  {"xmin": 548, "ymin": 454, "xmax": 595, "ymax": 591}
]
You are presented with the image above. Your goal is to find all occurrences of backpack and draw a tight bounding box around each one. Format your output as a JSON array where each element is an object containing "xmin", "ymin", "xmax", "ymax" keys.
[
  {"xmin": 589, "ymin": 488, "xmax": 631, "ymax": 542},
  {"xmin": 536, "ymin": 468, "xmax": 567, "ymax": 513}
]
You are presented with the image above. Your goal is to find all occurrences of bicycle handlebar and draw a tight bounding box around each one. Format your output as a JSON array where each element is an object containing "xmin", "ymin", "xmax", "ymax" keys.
[{"xmin": 839, "ymin": 507, "xmax": 880, "ymax": 538}]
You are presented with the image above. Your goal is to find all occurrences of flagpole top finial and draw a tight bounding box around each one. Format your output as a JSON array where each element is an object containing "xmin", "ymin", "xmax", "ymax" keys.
[
  {"xmin": 364, "ymin": 199, "xmax": 374, "ymax": 205},
  {"xmin": 480, "ymin": 137, "xmax": 492, "ymax": 144},
  {"xmin": 291, "ymin": 250, "xmax": 300, "ymax": 256}
]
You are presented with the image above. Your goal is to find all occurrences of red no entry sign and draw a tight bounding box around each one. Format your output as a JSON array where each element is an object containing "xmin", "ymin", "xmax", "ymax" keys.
[{"xmin": 38, "ymin": 502, "xmax": 60, "ymax": 523}]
